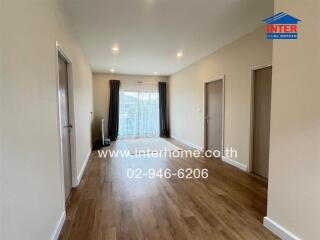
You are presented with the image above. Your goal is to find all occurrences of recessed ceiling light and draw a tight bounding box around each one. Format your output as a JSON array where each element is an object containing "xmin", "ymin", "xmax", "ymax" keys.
[
  {"xmin": 177, "ymin": 51, "xmax": 183, "ymax": 58},
  {"xmin": 153, "ymin": 72, "xmax": 158, "ymax": 75},
  {"xmin": 110, "ymin": 69, "xmax": 115, "ymax": 73},
  {"xmin": 112, "ymin": 46, "xmax": 120, "ymax": 54}
]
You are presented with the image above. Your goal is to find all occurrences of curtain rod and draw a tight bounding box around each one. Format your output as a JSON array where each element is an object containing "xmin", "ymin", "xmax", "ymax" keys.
[{"xmin": 120, "ymin": 80, "xmax": 166, "ymax": 84}]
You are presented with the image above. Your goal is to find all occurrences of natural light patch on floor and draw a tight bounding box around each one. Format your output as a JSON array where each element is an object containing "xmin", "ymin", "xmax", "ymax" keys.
[{"xmin": 121, "ymin": 138, "xmax": 181, "ymax": 155}]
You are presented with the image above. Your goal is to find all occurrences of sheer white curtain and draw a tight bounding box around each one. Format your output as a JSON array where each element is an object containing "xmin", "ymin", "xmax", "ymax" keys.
[{"xmin": 118, "ymin": 82, "xmax": 160, "ymax": 138}]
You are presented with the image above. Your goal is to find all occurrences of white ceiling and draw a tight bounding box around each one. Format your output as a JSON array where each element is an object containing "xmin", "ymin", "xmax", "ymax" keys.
[{"xmin": 64, "ymin": 0, "xmax": 273, "ymax": 76}]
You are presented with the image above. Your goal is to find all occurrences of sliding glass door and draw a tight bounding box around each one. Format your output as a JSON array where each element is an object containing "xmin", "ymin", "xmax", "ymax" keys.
[{"xmin": 119, "ymin": 83, "xmax": 159, "ymax": 138}]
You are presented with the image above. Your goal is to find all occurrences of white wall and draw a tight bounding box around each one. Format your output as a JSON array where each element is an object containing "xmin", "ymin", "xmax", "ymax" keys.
[
  {"xmin": 1, "ymin": 0, "xmax": 93, "ymax": 239},
  {"xmin": 92, "ymin": 73, "xmax": 168, "ymax": 141},
  {"xmin": 169, "ymin": 27, "xmax": 272, "ymax": 167},
  {"xmin": 266, "ymin": 0, "xmax": 320, "ymax": 239}
]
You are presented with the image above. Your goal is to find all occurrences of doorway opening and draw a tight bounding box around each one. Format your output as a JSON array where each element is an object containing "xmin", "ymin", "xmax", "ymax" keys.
[
  {"xmin": 56, "ymin": 44, "xmax": 76, "ymax": 202},
  {"xmin": 250, "ymin": 65, "xmax": 272, "ymax": 179},
  {"xmin": 204, "ymin": 76, "xmax": 225, "ymax": 156},
  {"xmin": 118, "ymin": 82, "xmax": 160, "ymax": 138}
]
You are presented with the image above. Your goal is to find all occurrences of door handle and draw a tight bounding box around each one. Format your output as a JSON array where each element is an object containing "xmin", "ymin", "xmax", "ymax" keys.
[{"xmin": 64, "ymin": 124, "xmax": 73, "ymax": 128}]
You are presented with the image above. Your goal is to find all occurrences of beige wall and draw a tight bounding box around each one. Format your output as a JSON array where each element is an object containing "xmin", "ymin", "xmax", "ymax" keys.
[
  {"xmin": 1, "ymin": 1, "xmax": 93, "ymax": 239},
  {"xmin": 92, "ymin": 73, "xmax": 168, "ymax": 141},
  {"xmin": 267, "ymin": 0, "xmax": 320, "ymax": 239},
  {"xmin": 0, "ymin": 1, "xmax": 4, "ymax": 239},
  {"xmin": 169, "ymin": 27, "xmax": 272, "ymax": 167}
]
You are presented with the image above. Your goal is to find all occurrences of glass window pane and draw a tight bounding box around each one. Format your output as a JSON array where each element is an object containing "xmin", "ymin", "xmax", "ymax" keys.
[{"xmin": 119, "ymin": 90, "xmax": 159, "ymax": 138}]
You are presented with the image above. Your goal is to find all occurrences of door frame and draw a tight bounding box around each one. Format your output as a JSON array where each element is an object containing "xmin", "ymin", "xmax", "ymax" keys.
[
  {"xmin": 55, "ymin": 41, "xmax": 77, "ymax": 201},
  {"xmin": 249, "ymin": 63, "xmax": 272, "ymax": 173},
  {"xmin": 203, "ymin": 75, "xmax": 225, "ymax": 154}
]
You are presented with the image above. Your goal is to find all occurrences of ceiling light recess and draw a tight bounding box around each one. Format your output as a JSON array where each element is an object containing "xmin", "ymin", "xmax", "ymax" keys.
[
  {"xmin": 112, "ymin": 46, "xmax": 120, "ymax": 54},
  {"xmin": 177, "ymin": 51, "xmax": 183, "ymax": 58}
]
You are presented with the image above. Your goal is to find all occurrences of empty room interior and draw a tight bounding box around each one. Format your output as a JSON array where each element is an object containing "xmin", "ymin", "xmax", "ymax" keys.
[{"xmin": 1, "ymin": 0, "xmax": 319, "ymax": 240}]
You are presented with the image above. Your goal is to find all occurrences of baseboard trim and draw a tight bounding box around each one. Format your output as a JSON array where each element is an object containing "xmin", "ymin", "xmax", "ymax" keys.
[
  {"xmin": 263, "ymin": 217, "xmax": 301, "ymax": 240},
  {"xmin": 170, "ymin": 136, "xmax": 203, "ymax": 151},
  {"xmin": 221, "ymin": 156, "xmax": 248, "ymax": 172},
  {"xmin": 76, "ymin": 149, "xmax": 92, "ymax": 186},
  {"xmin": 51, "ymin": 211, "xmax": 66, "ymax": 240}
]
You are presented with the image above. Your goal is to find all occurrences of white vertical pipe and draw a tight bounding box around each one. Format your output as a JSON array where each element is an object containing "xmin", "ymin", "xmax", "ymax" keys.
[{"xmin": 101, "ymin": 119, "xmax": 105, "ymax": 143}]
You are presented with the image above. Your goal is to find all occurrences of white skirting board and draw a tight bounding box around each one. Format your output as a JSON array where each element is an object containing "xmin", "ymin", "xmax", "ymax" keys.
[
  {"xmin": 221, "ymin": 156, "xmax": 248, "ymax": 172},
  {"xmin": 51, "ymin": 211, "xmax": 66, "ymax": 240},
  {"xmin": 170, "ymin": 136, "xmax": 203, "ymax": 151},
  {"xmin": 263, "ymin": 217, "xmax": 301, "ymax": 240},
  {"xmin": 76, "ymin": 149, "xmax": 92, "ymax": 186}
]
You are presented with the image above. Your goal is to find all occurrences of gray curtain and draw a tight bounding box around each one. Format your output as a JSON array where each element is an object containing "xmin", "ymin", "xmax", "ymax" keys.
[
  {"xmin": 159, "ymin": 82, "xmax": 170, "ymax": 137},
  {"xmin": 108, "ymin": 80, "xmax": 120, "ymax": 141}
]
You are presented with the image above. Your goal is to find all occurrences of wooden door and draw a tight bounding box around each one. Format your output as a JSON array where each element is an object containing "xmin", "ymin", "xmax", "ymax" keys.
[
  {"xmin": 58, "ymin": 54, "xmax": 72, "ymax": 200},
  {"xmin": 252, "ymin": 66, "xmax": 272, "ymax": 178},
  {"xmin": 206, "ymin": 80, "xmax": 223, "ymax": 155}
]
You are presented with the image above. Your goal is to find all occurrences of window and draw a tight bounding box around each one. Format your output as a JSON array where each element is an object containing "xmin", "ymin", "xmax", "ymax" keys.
[{"xmin": 119, "ymin": 82, "xmax": 159, "ymax": 138}]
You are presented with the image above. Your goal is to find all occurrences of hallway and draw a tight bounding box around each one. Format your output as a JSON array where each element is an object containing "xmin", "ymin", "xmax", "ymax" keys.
[
  {"xmin": 59, "ymin": 141, "xmax": 278, "ymax": 240},
  {"xmin": 2, "ymin": 1, "xmax": 319, "ymax": 239}
]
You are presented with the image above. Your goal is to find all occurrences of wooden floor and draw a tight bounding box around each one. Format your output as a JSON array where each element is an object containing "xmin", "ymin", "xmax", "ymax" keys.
[{"xmin": 59, "ymin": 139, "xmax": 278, "ymax": 240}]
